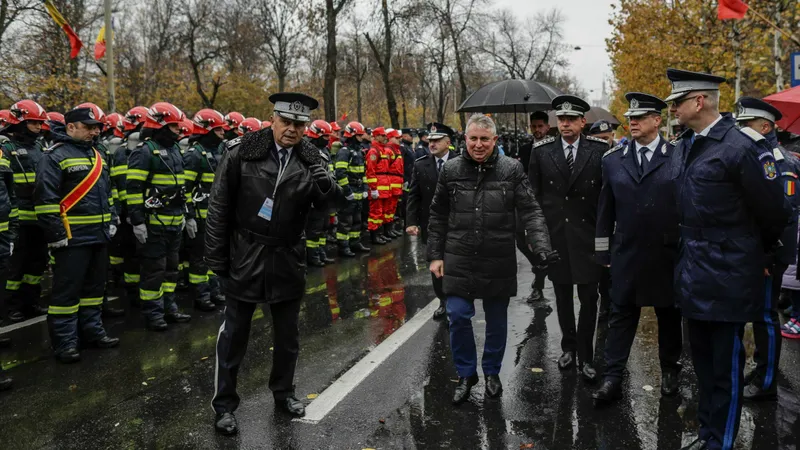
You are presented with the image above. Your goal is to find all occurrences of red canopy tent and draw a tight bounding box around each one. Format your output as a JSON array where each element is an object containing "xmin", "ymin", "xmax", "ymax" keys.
[{"xmin": 764, "ymin": 85, "xmax": 800, "ymax": 135}]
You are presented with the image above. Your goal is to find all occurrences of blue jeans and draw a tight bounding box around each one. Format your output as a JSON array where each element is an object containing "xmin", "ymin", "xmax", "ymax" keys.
[{"xmin": 446, "ymin": 296, "xmax": 510, "ymax": 378}]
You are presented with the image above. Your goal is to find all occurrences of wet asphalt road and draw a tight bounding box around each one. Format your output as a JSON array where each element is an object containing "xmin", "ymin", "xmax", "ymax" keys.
[{"xmin": 1, "ymin": 236, "xmax": 799, "ymax": 449}]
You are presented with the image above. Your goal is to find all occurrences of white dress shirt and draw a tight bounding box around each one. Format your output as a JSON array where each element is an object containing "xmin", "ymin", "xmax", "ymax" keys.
[
  {"xmin": 635, "ymin": 136, "xmax": 660, "ymax": 165},
  {"xmin": 697, "ymin": 115, "xmax": 723, "ymax": 137},
  {"xmin": 561, "ymin": 137, "xmax": 580, "ymax": 161}
]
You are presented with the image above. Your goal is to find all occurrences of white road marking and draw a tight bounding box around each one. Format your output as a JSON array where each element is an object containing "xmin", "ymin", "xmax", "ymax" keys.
[
  {"xmin": 296, "ymin": 298, "xmax": 439, "ymax": 424},
  {"xmin": 0, "ymin": 296, "xmax": 120, "ymax": 335}
]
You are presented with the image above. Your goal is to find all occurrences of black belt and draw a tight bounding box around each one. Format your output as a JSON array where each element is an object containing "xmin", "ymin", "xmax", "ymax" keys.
[
  {"xmin": 237, "ymin": 229, "xmax": 298, "ymax": 247},
  {"xmin": 679, "ymin": 225, "xmax": 753, "ymax": 242}
]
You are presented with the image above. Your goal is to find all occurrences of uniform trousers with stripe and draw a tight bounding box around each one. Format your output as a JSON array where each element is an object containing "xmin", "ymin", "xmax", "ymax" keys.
[
  {"xmin": 688, "ymin": 319, "xmax": 746, "ymax": 450},
  {"xmin": 306, "ymin": 206, "xmax": 331, "ymax": 251},
  {"xmin": 110, "ymin": 221, "xmax": 141, "ymax": 303},
  {"xmin": 137, "ymin": 226, "xmax": 181, "ymax": 320},
  {"xmin": 212, "ymin": 297, "xmax": 302, "ymax": 413},
  {"xmin": 48, "ymin": 244, "xmax": 108, "ymax": 353},
  {"xmin": 6, "ymin": 223, "xmax": 48, "ymax": 315},
  {"xmin": 336, "ymin": 199, "xmax": 363, "ymax": 246},
  {"xmin": 384, "ymin": 196, "xmax": 399, "ymax": 224},
  {"xmin": 751, "ymin": 266, "xmax": 785, "ymax": 392},
  {"xmin": 367, "ymin": 197, "xmax": 384, "ymax": 231},
  {"xmin": 185, "ymin": 218, "xmax": 218, "ymax": 300}
]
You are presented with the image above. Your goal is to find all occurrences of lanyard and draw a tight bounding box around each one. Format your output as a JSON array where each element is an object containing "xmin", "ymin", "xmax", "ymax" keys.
[{"xmin": 273, "ymin": 149, "xmax": 291, "ymax": 198}]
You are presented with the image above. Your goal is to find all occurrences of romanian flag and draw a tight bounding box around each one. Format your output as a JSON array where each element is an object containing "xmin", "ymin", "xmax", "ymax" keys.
[
  {"xmin": 44, "ymin": 0, "xmax": 83, "ymax": 59},
  {"xmin": 94, "ymin": 25, "xmax": 108, "ymax": 60},
  {"xmin": 339, "ymin": 112, "xmax": 348, "ymax": 122},
  {"xmin": 718, "ymin": 0, "xmax": 748, "ymax": 20},
  {"xmin": 786, "ymin": 179, "xmax": 796, "ymax": 197}
]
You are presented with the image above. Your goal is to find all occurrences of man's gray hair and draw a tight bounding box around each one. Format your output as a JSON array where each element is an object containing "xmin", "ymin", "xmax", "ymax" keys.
[
  {"xmin": 466, "ymin": 113, "xmax": 497, "ymax": 135},
  {"xmin": 700, "ymin": 90, "xmax": 720, "ymax": 111}
]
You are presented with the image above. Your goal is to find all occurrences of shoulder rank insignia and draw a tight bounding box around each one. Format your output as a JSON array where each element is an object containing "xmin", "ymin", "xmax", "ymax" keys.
[
  {"xmin": 773, "ymin": 148, "xmax": 785, "ymax": 161},
  {"xmin": 44, "ymin": 142, "xmax": 63, "ymax": 153},
  {"xmin": 415, "ymin": 155, "xmax": 427, "ymax": 162},
  {"xmin": 661, "ymin": 143, "xmax": 667, "ymax": 155},
  {"xmin": 533, "ymin": 136, "xmax": 555, "ymax": 148},
  {"xmin": 670, "ymin": 138, "xmax": 682, "ymax": 146},
  {"xmin": 226, "ymin": 137, "xmax": 242, "ymax": 149},
  {"xmin": 586, "ymin": 135, "xmax": 608, "ymax": 144},
  {"xmin": 318, "ymin": 149, "xmax": 330, "ymax": 161},
  {"xmin": 739, "ymin": 126, "xmax": 765, "ymax": 142},
  {"xmin": 603, "ymin": 144, "xmax": 623, "ymax": 158}
]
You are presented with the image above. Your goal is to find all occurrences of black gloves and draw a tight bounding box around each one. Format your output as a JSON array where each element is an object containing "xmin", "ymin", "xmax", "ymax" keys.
[
  {"xmin": 534, "ymin": 250, "xmax": 560, "ymax": 272},
  {"xmin": 310, "ymin": 164, "xmax": 331, "ymax": 191}
]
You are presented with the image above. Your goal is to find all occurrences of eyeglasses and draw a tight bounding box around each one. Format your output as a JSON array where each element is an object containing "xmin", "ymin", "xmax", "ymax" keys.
[{"xmin": 671, "ymin": 94, "xmax": 707, "ymax": 107}]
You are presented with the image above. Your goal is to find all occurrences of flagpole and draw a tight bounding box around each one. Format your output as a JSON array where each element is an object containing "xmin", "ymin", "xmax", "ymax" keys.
[
  {"xmin": 748, "ymin": 7, "xmax": 800, "ymax": 47},
  {"xmin": 104, "ymin": 0, "xmax": 115, "ymax": 113}
]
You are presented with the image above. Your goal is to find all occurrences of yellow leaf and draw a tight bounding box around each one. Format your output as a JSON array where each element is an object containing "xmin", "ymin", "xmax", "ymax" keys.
[
  {"xmin": 530, "ymin": 368, "xmax": 544, "ymax": 373},
  {"xmin": 307, "ymin": 393, "xmax": 318, "ymax": 399}
]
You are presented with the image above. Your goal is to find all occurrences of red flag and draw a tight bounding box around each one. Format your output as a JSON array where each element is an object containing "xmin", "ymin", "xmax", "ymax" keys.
[
  {"xmin": 718, "ymin": 0, "xmax": 748, "ymax": 20},
  {"xmin": 94, "ymin": 25, "xmax": 106, "ymax": 60},
  {"xmin": 339, "ymin": 112, "xmax": 347, "ymax": 121},
  {"xmin": 44, "ymin": 0, "xmax": 83, "ymax": 59}
]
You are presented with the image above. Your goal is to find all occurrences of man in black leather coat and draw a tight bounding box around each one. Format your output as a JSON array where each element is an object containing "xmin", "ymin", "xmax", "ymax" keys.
[{"xmin": 205, "ymin": 93, "xmax": 341, "ymax": 435}]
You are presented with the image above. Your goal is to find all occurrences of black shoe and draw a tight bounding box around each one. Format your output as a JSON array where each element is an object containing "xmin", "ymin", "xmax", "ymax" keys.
[
  {"xmin": 339, "ymin": 244, "xmax": 356, "ymax": 257},
  {"xmin": 211, "ymin": 293, "xmax": 226, "ymax": 305},
  {"xmin": 32, "ymin": 304, "xmax": 49, "ymax": 316},
  {"xmin": 7, "ymin": 311, "xmax": 25, "ymax": 323},
  {"xmin": 146, "ymin": 318, "xmax": 168, "ymax": 331},
  {"xmin": 592, "ymin": 379, "xmax": 622, "ymax": 407},
  {"xmin": 526, "ymin": 288, "xmax": 544, "ymax": 303},
  {"xmin": 307, "ymin": 249, "xmax": 326, "ymax": 267},
  {"xmin": 0, "ymin": 335, "xmax": 11, "ymax": 348},
  {"xmin": 680, "ymin": 438, "xmax": 708, "ymax": 450},
  {"xmin": 194, "ymin": 298, "xmax": 217, "ymax": 312},
  {"xmin": 743, "ymin": 382, "xmax": 777, "ymax": 401},
  {"xmin": 275, "ymin": 396, "xmax": 306, "ymax": 417},
  {"xmin": 55, "ymin": 347, "xmax": 81, "ymax": 364},
  {"xmin": 557, "ymin": 352, "xmax": 575, "ymax": 370},
  {"xmin": 433, "ymin": 304, "xmax": 447, "ymax": 321},
  {"xmin": 370, "ymin": 231, "xmax": 387, "ymax": 245},
  {"xmin": 319, "ymin": 249, "xmax": 335, "ymax": 264},
  {"xmin": 452, "ymin": 374, "xmax": 479, "ymax": 405},
  {"xmin": 661, "ymin": 371, "xmax": 680, "ymax": 397},
  {"xmin": 485, "ymin": 375, "xmax": 503, "ymax": 398},
  {"xmin": 89, "ymin": 336, "xmax": 120, "ymax": 349},
  {"xmin": 214, "ymin": 412, "xmax": 238, "ymax": 435},
  {"xmin": 351, "ymin": 241, "xmax": 371, "ymax": 253},
  {"xmin": 165, "ymin": 312, "xmax": 192, "ymax": 323},
  {"xmin": 102, "ymin": 305, "xmax": 126, "ymax": 318},
  {"xmin": 580, "ymin": 363, "xmax": 598, "ymax": 383},
  {"xmin": 0, "ymin": 373, "xmax": 11, "ymax": 391},
  {"xmin": 389, "ymin": 227, "xmax": 403, "ymax": 238}
]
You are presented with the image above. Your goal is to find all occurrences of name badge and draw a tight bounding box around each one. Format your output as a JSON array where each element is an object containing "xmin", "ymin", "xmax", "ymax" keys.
[{"xmin": 258, "ymin": 197, "xmax": 274, "ymax": 221}]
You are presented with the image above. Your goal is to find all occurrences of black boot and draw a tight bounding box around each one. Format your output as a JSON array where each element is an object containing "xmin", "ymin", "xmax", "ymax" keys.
[
  {"xmin": 338, "ymin": 242, "xmax": 356, "ymax": 257},
  {"xmin": 371, "ymin": 231, "xmax": 387, "ymax": 245},
  {"xmin": 194, "ymin": 297, "xmax": 217, "ymax": 312},
  {"xmin": 452, "ymin": 374, "xmax": 479, "ymax": 405},
  {"xmin": 319, "ymin": 248, "xmax": 335, "ymax": 264},
  {"xmin": 351, "ymin": 240, "xmax": 371, "ymax": 253},
  {"xmin": 306, "ymin": 248, "xmax": 326, "ymax": 267},
  {"xmin": 390, "ymin": 222, "xmax": 404, "ymax": 237},
  {"xmin": 592, "ymin": 379, "xmax": 622, "ymax": 407},
  {"xmin": 382, "ymin": 224, "xmax": 394, "ymax": 241},
  {"xmin": 165, "ymin": 312, "xmax": 192, "ymax": 323}
]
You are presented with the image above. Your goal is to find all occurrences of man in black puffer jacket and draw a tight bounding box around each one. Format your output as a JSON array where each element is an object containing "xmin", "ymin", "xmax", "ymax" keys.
[
  {"xmin": 427, "ymin": 113, "xmax": 556, "ymax": 405},
  {"xmin": 205, "ymin": 93, "xmax": 341, "ymax": 435}
]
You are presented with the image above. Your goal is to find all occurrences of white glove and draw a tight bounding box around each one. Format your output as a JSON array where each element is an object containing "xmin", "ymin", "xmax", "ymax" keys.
[
  {"xmin": 133, "ymin": 224, "xmax": 148, "ymax": 244},
  {"xmin": 48, "ymin": 238, "xmax": 68, "ymax": 249},
  {"xmin": 109, "ymin": 224, "xmax": 117, "ymax": 238},
  {"xmin": 9, "ymin": 243, "xmax": 13, "ymax": 256},
  {"xmin": 403, "ymin": 182, "xmax": 408, "ymax": 190},
  {"xmin": 371, "ymin": 190, "xmax": 379, "ymax": 199},
  {"xmin": 126, "ymin": 217, "xmax": 131, "ymax": 225},
  {"xmin": 345, "ymin": 193, "xmax": 355, "ymax": 201},
  {"xmin": 185, "ymin": 218, "xmax": 198, "ymax": 239}
]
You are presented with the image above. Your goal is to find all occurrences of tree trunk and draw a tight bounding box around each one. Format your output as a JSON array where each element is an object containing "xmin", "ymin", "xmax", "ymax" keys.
[
  {"xmin": 323, "ymin": 0, "xmax": 338, "ymax": 121},
  {"xmin": 402, "ymin": 101, "xmax": 408, "ymax": 128},
  {"xmin": 356, "ymin": 80, "xmax": 363, "ymax": 122}
]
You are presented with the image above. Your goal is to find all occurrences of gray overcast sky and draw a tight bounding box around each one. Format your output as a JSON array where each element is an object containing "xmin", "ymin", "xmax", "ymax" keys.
[{"xmin": 493, "ymin": 0, "xmax": 618, "ymax": 102}]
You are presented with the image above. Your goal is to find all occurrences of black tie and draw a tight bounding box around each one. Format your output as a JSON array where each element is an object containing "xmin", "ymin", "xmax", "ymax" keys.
[
  {"xmin": 638, "ymin": 147, "xmax": 648, "ymax": 176},
  {"xmin": 437, "ymin": 159, "xmax": 443, "ymax": 173},
  {"xmin": 278, "ymin": 148, "xmax": 288, "ymax": 170},
  {"xmin": 566, "ymin": 145, "xmax": 575, "ymax": 172}
]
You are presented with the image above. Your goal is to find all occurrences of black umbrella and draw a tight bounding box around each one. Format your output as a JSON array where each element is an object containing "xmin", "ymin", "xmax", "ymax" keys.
[{"xmin": 457, "ymin": 79, "xmax": 564, "ymax": 113}]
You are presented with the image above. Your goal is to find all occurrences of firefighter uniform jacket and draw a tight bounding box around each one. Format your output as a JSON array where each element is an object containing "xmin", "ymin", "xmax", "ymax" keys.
[
  {"xmin": 33, "ymin": 133, "xmax": 117, "ymax": 246},
  {"xmin": 183, "ymin": 142, "xmax": 221, "ymax": 220},
  {"xmin": 111, "ymin": 142, "xmax": 130, "ymax": 218},
  {"xmin": 1, "ymin": 139, "xmax": 44, "ymax": 224},
  {"xmin": 388, "ymin": 143, "xmax": 404, "ymax": 196},
  {"xmin": 334, "ymin": 141, "xmax": 368, "ymax": 200},
  {"xmin": 366, "ymin": 142, "xmax": 390, "ymax": 199},
  {"xmin": 0, "ymin": 152, "xmax": 18, "ymax": 257},
  {"xmin": 126, "ymin": 139, "xmax": 189, "ymax": 230},
  {"xmin": 97, "ymin": 141, "xmax": 122, "ymax": 219}
]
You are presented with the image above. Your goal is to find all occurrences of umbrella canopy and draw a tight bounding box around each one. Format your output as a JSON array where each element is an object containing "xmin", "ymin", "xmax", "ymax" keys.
[
  {"xmin": 764, "ymin": 85, "xmax": 800, "ymax": 135},
  {"xmin": 547, "ymin": 106, "xmax": 621, "ymax": 128},
  {"xmin": 457, "ymin": 79, "xmax": 564, "ymax": 113}
]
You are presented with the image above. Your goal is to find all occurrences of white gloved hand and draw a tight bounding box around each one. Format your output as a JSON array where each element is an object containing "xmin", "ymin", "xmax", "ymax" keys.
[
  {"xmin": 125, "ymin": 217, "xmax": 131, "ymax": 225},
  {"xmin": 185, "ymin": 218, "xmax": 198, "ymax": 239},
  {"xmin": 371, "ymin": 190, "xmax": 379, "ymax": 199},
  {"xmin": 9, "ymin": 242, "xmax": 13, "ymax": 256},
  {"xmin": 345, "ymin": 193, "xmax": 355, "ymax": 201},
  {"xmin": 133, "ymin": 224, "xmax": 148, "ymax": 244},
  {"xmin": 48, "ymin": 238, "xmax": 68, "ymax": 249},
  {"xmin": 403, "ymin": 182, "xmax": 408, "ymax": 190},
  {"xmin": 109, "ymin": 224, "xmax": 117, "ymax": 238}
]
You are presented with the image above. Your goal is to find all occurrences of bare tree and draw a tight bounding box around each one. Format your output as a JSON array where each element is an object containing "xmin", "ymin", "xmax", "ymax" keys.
[
  {"xmin": 258, "ymin": 0, "xmax": 303, "ymax": 91},
  {"xmin": 323, "ymin": 0, "xmax": 353, "ymax": 121},
  {"xmin": 0, "ymin": 0, "xmax": 37, "ymax": 50},
  {"xmin": 342, "ymin": 30, "xmax": 369, "ymax": 122},
  {"xmin": 183, "ymin": 0, "xmax": 226, "ymax": 107},
  {"xmin": 365, "ymin": 0, "xmax": 400, "ymax": 128}
]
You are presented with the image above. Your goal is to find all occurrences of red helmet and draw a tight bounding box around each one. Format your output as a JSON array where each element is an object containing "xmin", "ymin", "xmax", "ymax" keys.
[
  {"xmin": 75, "ymin": 102, "xmax": 107, "ymax": 127},
  {"xmin": 42, "ymin": 111, "xmax": 65, "ymax": 132},
  {"xmin": 143, "ymin": 102, "xmax": 184, "ymax": 129},
  {"xmin": 261, "ymin": 120, "xmax": 272, "ymax": 129},
  {"xmin": 343, "ymin": 121, "xmax": 365, "ymax": 138},
  {"xmin": 306, "ymin": 120, "xmax": 333, "ymax": 139},
  {"xmin": 239, "ymin": 117, "xmax": 262, "ymax": 135},
  {"xmin": 7, "ymin": 99, "xmax": 47, "ymax": 125},
  {"xmin": 330, "ymin": 121, "xmax": 341, "ymax": 132},
  {"xmin": 179, "ymin": 117, "xmax": 194, "ymax": 138},
  {"xmin": 224, "ymin": 112, "xmax": 245, "ymax": 131},
  {"xmin": 0, "ymin": 110, "xmax": 11, "ymax": 130},
  {"xmin": 371, "ymin": 127, "xmax": 387, "ymax": 137},
  {"xmin": 124, "ymin": 106, "xmax": 149, "ymax": 131},
  {"xmin": 105, "ymin": 113, "xmax": 125, "ymax": 138},
  {"xmin": 191, "ymin": 108, "xmax": 226, "ymax": 135},
  {"xmin": 386, "ymin": 128, "xmax": 401, "ymax": 139}
]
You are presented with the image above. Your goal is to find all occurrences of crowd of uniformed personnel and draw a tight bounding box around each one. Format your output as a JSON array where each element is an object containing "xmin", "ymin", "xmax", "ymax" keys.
[{"xmin": 0, "ymin": 98, "xmax": 449, "ymax": 390}]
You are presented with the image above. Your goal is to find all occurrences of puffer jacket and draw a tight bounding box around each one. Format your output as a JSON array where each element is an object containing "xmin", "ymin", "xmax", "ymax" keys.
[
  {"xmin": 204, "ymin": 128, "xmax": 342, "ymax": 304},
  {"xmin": 426, "ymin": 148, "xmax": 552, "ymax": 299}
]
